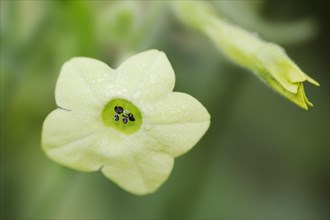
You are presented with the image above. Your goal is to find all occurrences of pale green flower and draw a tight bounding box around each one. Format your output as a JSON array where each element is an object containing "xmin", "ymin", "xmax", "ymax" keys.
[
  {"xmin": 42, "ymin": 50, "xmax": 210, "ymax": 195},
  {"xmin": 173, "ymin": 1, "xmax": 319, "ymax": 110}
]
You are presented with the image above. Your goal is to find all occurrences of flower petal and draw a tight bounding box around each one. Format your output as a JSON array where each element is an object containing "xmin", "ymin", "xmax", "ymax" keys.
[
  {"xmin": 142, "ymin": 92, "xmax": 210, "ymax": 157},
  {"xmin": 101, "ymin": 150, "xmax": 174, "ymax": 195},
  {"xmin": 42, "ymin": 109, "xmax": 169, "ymax": 175},
  {"xmin": 43, "ymin": 108, "xmax": 185, "ymax": 195},
  {"xmin": 116, "ymin": 49, "xmax": 175, "ymax": 101},
  {"xmin": 55, "ymin": 57, "xmax": 116, "ymax": 113},
  {"xmin": 255, "ymin": 43, "xmax": 313, "ymax": 94},
  {"xmin": 266, "ymin": 77, "xmax": 312, "ymax": 110},
  {"xmin": 42, "ymin": 109, "xmax": 106, "ymax": 171}
]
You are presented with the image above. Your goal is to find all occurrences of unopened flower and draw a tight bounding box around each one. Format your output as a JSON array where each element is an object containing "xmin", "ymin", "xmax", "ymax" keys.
[
  {"xmin": 173, "ymin": 1, "xmax": 319, "ymax": 110},
  {"xmin": 42, "ymin": 50, "xmax": 210, "ymax": 195}
]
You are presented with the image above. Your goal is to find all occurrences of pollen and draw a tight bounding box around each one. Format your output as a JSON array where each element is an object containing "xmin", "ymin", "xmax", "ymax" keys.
[
  {"xmin": 128, "ymin": 113, "xmax": 135, "ymax": 121},
  {"xmin": 122, "ymin": 116, "xmax": 128, "ymax": 124},
  {"xmin": 114, "ymin": 106, "xmax": 123, "ymax": 114}
]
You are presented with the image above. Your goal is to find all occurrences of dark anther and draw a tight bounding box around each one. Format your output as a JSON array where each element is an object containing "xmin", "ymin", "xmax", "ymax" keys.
[
  {"xmin": 114, "ymin": 114, "xmax": 119, "ymax": 121},
  {"xmin": 122, "ymin": 116, "xmax": 128, "ymax": 124},
  {"xmin": 128, "ymin": 113, "xmax": 135, "ymax": 121},
  {"xmin": 114, "ymin": 106, "xmax": 123, "ymax": 114}
]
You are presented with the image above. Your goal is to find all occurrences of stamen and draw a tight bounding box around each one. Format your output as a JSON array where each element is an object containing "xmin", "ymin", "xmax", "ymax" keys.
[
  {"xmin": 102, "ymin": 98, "xmax": 142, "ymax": 134},
  {"xmin": 114, "ymin": 106, "xmax": 123, "ymax": 114},
  {"xmin": 128, "ymin": 113, "xmax": 135, "ymax": 121}
]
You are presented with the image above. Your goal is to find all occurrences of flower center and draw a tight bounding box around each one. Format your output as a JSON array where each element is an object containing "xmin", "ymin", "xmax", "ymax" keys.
[{"xmin": 101, "ymin": 99, "xmax": 142, "ymax": 135}]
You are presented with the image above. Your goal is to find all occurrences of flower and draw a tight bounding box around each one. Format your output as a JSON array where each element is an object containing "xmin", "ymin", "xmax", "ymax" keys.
[
  {"xmin": 173, "ymin": 1, "xmax": 319, "ymax": 110},
  {"xmin": 42, "ymin": 50, "xmax": 210, "ymax": 195}
]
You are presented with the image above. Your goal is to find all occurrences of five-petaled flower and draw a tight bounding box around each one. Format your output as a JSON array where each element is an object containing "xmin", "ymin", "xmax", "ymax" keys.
[{"xmin": 42, "ymin": 50, "xmax": 210, "ymax": 195}]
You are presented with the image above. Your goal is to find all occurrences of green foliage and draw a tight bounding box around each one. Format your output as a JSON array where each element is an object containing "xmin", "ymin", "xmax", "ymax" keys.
[{"xmin": 1, "ymin": 1, "xmax": 329, "ymax": 219}]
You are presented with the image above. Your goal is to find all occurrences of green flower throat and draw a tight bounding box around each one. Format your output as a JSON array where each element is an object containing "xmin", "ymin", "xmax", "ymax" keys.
[{"xmin": 102, "ymin": 99, "xmax": 142, "ymax": 135}]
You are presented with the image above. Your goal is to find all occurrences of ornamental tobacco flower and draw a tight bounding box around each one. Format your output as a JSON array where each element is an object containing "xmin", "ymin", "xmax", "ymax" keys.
[
  {"xmin": 173, "ymin": 1, "xmax": 319, "ymax": 110},
  {"xmin": 42, "ymin": 50, "xmax": 210, "ymax": 195}
]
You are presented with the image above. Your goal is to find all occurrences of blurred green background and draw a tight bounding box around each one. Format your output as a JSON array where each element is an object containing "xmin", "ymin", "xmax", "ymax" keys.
[{"xmin": 1, "ymin": 1, "xmax": 329, "ymax": 219}]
